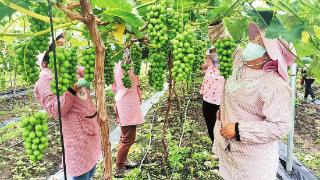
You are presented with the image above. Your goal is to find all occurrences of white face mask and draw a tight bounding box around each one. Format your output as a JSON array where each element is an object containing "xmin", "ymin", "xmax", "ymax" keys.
[{"xmin": 242, "ymin": 42, "xmax": 266, "ymax": 62}]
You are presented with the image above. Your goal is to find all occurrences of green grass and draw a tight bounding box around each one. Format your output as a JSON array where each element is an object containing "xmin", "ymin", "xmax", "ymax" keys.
[{"xmin": 295, "ymin": 151, "xmax": 320, "ymax": 177}]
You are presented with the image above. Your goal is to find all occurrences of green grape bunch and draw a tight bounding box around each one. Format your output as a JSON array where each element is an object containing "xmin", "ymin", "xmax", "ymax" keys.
[
  {"xmin": 193, "ymin": 40, "xmax": 208, "ymax": 71},
  {"xmin": 20, "ymin": 112, "xmax": 49, "ymax": 163},
  {"xmin": 81, "ymin": 47, "xmax": 95, "ymax": 83},
  {"xmin": 29, "ymin": 3, "xmax": 49, "ymax": 32},
  {"xmin": 131, "ymin": 43, "xmax": 142, "ymax": 75},
  {"xmin": 16, "ymin": 43, "xmax": 40, "ymax": 84},
  {"xmin": 121, "ymin": 63, "xmax": 132, "ymax": 88},
  {"xmin": 145, "ymin": 4, "xmax": 169, "ymax": 48},
  {"xmin": 29, "ymin": 36, "xmax": 49, "ymax": 53},
  {"xmin": 171, "ymin": 30, "xmax": 197, "ymax": 82},
  {"xmin": 165, "ymin": 8, "xmax": 188, "ymax": 41},
  {"xmin": 104, "ymin": 43, "xmax": 114, "ymax": 86},
  {"xmin": 148, "ymin": 49, "xmax": 166, "ymax": 91},
  {"xmin": 29, "ymin": 2, "xmax": 50, "ymax": 53},
  {"xmin": 48, "ymin": 47, "xmax": 78, "ymax": 95},
  {"xmin": 214, "ymin": 38, "xmax": 237, "ymax": 79}
]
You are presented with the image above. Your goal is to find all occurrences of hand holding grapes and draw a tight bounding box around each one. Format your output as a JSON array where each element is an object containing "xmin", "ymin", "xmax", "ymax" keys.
[{"xmin": 220, "ymin": 123, "xmax": 236, "ymax": 140}]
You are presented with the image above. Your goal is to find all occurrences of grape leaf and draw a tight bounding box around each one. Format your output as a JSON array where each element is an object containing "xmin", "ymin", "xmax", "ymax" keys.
[
  {"xmin": 208, "ymin": 0, "xmax": 220, "ymax": 6},
  {"xmin": 11, "ymin": 0, "xmax": 32, "ymax": 9},
  {"xmin": 310, "ymin": 58, "xmax": 320, "ymax": 83},
  {"xmin": 0, "ymin": 3, "xmax": 15, "ymax": 20},
  {"xmin": 225, "ymin": 17, "xmax": 249, "ymax": 41},
  {"xmin": 265, "ymin": 18, "xmax": 304, "ymax": 43},
  {"xmin": 295, "ymin": 42, "xmax": 318, "ymax": 57},
  {"xmin": 112, "ymin": 47, "xmax": 124, "ymax": 63},
  {"xmin": 92, "ymin": 0, "xmax": 132, "ymax": 12},
  {"xmin": 135, "ymin": 2, "xmax": 149, "ymax": 17},
  {"xmin": 126, "ymin": 25, "xmax": 143, "ymax": 38},
  {"xmin": 104, "ymin": 9, "xmax": 144, "ymax": 28}
]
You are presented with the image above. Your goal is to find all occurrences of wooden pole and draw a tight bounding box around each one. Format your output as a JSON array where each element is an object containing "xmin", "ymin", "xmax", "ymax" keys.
[{"xmin": 79, "ymin": 1, "xmax": 112, "ymax": 179}]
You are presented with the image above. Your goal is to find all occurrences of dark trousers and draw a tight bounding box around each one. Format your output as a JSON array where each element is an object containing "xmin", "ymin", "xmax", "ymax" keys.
[
  {"xmin": 202, "ymin": 100, "xmax": 220, "ymax": 143},
  {"xmin": 305, "ymin": 79, "xmax": 315, "ymax": 99},
  {"xmin": 116, "ymin": 125, "xmax": 137, "ymax": 168}
]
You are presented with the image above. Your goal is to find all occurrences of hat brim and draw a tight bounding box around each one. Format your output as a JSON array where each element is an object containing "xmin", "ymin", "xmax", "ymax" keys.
[{"xmin": 248, "ymin": 22, "xmax": 296, "ymax": 80}]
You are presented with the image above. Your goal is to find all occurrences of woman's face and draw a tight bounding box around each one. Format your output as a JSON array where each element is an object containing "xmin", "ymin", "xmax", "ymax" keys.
[
  {"xmin": 42, "ymin": 61, "xmax": 48, "ymax": 68},
  {"xmin": 57, "ymin": 38, "xmax": 65, "ymax": 46}
]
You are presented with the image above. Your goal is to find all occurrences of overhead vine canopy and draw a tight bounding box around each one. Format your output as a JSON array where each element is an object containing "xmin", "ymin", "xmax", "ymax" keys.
[{"xmin": 0, "ymin": 0, "xmax": 319, "ymax": 82}]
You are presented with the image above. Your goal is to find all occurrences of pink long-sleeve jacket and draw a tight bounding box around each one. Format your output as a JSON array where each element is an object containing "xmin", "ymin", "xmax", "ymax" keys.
[
  {"xmin": 112, "ymin": 61, "xmax": 144, "ymax": 126},
  {"xmin": 34, "ymin": 68, "xmax": 101, "ymax": 177},
  {"xmin": 200, "ymin": 53, "xmax": 225, "ymax": 105}
]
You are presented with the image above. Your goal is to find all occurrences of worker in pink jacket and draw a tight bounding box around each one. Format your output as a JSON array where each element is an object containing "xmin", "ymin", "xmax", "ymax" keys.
[
  {"xmin": 200, "ymin": 46, "xmax": 225, "ymax": 146},
  {"xmin": 34, "ymin": 49, "xmax": 101, "ymax": 180},
  {"xmin": 112, "ymin": 48, "xmax": 144, "ymax": 178}
]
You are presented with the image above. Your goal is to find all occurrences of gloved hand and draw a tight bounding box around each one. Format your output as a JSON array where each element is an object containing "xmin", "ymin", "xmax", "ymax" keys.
[{"xmin": 77, "ymin": 78, "xmax": 90, "ymax": 88}]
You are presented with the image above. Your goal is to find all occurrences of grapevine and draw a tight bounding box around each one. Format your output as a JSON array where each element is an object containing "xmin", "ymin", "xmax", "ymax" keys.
[
  {"xmin": 104, "ymin": 43, "xmax": 114, "ymax": 85},
  {"xmin": 20, "ymin": 112, "xmax": 49, "ymax": 163},
  {"xmin": 121, "ymin": 63, "xmax": 132, "ymax": 88},
  {"xmin": 214, "ymin": 37, "xmax": 236, "ymax": 79},
  {"xmin": 81, "ymin": 47, "xmax": 96, "ymax": 83},
  {"xmin": 48, "ymin": 47, "xmax": 78, "ymax": 95},
  {"xmin": 131, "ymin": 43, "xmax": 142, "ymax": 75},
  {"xmin": 171, "ymin": 30, "xmax": 197, "ymax": 82}
]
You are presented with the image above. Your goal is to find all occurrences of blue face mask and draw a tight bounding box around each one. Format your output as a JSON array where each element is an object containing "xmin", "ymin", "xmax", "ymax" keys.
[{"xmin": 242, "ymin": 42, "xmax": 266, "ymax": 62}]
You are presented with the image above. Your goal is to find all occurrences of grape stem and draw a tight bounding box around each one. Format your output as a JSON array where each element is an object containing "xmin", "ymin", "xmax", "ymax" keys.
[
  {"xmin": 0, "ymin": 0, "xmax": 65, "ymax": 23},
  {"xmin": 0, "ymin": 22, "xmax": 75, "ymax": 37}
]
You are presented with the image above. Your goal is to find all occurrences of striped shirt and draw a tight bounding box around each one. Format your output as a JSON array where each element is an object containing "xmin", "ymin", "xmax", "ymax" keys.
[
  {"xmin": 34, "ymin": 68, "xmax": 101, "ymax": 177},
  {"xmin": 213, "ymin": 48, "xmax": 291, "ymax": 180}
]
